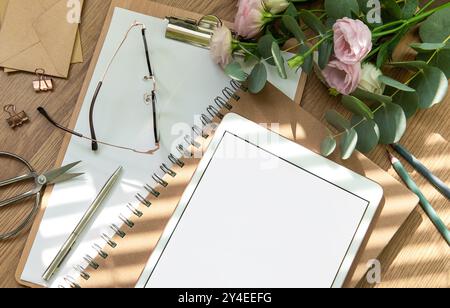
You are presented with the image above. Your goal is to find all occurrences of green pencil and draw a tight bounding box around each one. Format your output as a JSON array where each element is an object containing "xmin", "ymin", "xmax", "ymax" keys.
[{"xmin": 387, "ymin": 151, "xmax": 450, "ymax": 246}]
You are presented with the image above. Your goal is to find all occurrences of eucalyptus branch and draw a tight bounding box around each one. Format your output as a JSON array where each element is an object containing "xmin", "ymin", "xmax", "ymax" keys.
[
  {"xmin": 373, "ymin": 2, "xmax": 450, "ymax": 38},
  {"xmin": 390, "ymin": 34, "xmax": 450, "ymax": 98}
]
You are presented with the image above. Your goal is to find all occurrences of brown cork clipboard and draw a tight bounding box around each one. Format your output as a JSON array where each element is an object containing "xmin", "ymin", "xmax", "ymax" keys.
[{"xmin": 16, "ymin": 0, "xmax": 418, "ymax": 288}]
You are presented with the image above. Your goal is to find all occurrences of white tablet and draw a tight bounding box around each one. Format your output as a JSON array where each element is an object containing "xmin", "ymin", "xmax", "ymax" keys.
[{"xmin": 136, "ymin": 113, "xmax": 383, "ymax": 288}]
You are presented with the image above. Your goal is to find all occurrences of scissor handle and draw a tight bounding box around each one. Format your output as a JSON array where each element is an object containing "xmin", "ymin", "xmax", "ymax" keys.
[
  {"xmin": 0, "ymin": 192, "xmax": 41, "ymax": 241},
  {"xmin": 0, "ymin": 173, "xmax": 36, "ymax": 188},
  {"xmin": 0, "ymin": 190, "xmax": 37, "ymax": 208}
]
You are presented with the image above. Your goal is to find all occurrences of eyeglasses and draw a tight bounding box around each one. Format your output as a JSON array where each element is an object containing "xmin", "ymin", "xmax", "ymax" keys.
[{"xmin": 40, "ymin": 22, "xmax": 160, "ymax": 155}]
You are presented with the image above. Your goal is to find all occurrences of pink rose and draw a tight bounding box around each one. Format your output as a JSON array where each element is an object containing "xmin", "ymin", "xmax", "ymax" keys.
[
  {"xmin": 235, "ymin": 0, "xmax": 266, "ymax": 39},
  {"xmin": 210, "ymin": 26, "xmax": 233, "ymax": 67},
  {"xmin": 333, "ymin": 18, "xmax": 373, "ymax": 65},
  {"xmin": 322, "ymin": 59, "xmax": 361, "ymax": 95}
]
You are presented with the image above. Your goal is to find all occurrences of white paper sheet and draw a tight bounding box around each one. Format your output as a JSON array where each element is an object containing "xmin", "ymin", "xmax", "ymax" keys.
[{"xmin": 20, "ymin": 8, "xmax": 303, "ymax": 288}]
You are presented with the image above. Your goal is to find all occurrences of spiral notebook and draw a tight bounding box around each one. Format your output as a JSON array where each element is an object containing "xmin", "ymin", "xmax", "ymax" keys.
[
  {"xmin": 15, "ymin": 2, "xmax": 304, "ymax": 288},
  {"xmin": 16, "ymin": 0, "xmax": 419, "ymax": 289}
]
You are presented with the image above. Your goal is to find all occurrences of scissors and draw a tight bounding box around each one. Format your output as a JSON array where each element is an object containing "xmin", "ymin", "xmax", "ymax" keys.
[{"xmin": 0, "ymin": 152, "xmax": 83, "ymax": 240}]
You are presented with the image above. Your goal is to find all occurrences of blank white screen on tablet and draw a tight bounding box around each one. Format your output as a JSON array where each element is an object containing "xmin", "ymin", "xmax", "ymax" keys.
[{"xmin": 144, "ymin": 132, "xmax": 369, "ymax": 288}]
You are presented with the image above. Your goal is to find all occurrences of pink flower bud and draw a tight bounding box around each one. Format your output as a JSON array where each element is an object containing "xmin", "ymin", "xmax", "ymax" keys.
[
  {"xmin": 333, "ymin": 18, "xmax": 373, "ymax": 65},
  {"xmin": 210, "ymin": 26, "xmax": 234, "ymax": 67},
  {"xmin": 322, "ymin": 59, "xmax": 362, "ymax": 95},
  {"xmin": 234, "ymin": 0, "xmax": 267, "ymax": 39}
]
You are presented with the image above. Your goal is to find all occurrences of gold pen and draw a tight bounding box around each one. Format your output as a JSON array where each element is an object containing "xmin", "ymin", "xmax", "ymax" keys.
[{"xmin": 42, "ymin": 166, "xmax": 123, "ymax": 282}]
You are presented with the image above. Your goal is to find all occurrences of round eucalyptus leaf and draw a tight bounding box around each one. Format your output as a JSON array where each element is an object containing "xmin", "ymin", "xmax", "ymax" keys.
[
  {"xmin": 258, "ymin": 34, "xmax": 276, "ymax": 66},
  {"xmin": 419, "ymin": 6, "xmax": 450, "ymax": 43},
  {"xmin": 248, "ymin": 63, "xmax": 268, "ymax": 94},
  {"xmin": 353, "ymin": 88, "xmax": 393, "ymax": 105},
  {"xmin": 325, "ymin": 0, "xmax": 360, "ymax": 19},
  {"xmin": 282, "ymin": 15, "xmax": 306, "ymax": 43},
  {"xmin": 388, "ymin": 61, "xmax": 429, "ymax": 71},
  {"xmin": 342, "ymin": 95, "xmax": 374, "ymax": 119},
  {"xmin": 417, "ymin": 47, "xmax": 450, "ymax": 79},
  {"xmin": 271, "ymin": 42, "xmax": 287, "ymax": 79},
  {"xmin": 393, "ymin": 91, "xmax": 419, "ymax": 119},
  {"xmin": 224, "ymin": 62, "xmax": 247, "ymax": 82},
  {"xmin": 410, "ymin": 66, "xmax": 448, "ymax": 109},
  {"xmin": 383, "ymin": 0, "xmax": 402, "ymax": 20},
  {"xmin": 374, "ymin": 103, "xmax": 407, "ymax": 144},
  {"xmin": 410, "ymin": 42, "xmax": 446, "ymax": 53},
  {"xmin": 379, "ymin": 75, "xmax": 415, "ymax": 92},
  {"xmin": 318, "ymin": 40, "xmax": 334, "ymax": 70},
  {"xmin": 402, "ymin": 0, "xmax": 419, "ymax": 19},
  {"xmin": 321, "ymin": 136, "xmax": 337, "ymax": 157},
  {"xmin": 299, "ymin": 10, "xmax": 327, "ymax": 35},
  {"xmin": 284, "ymin": 2, "xmax": 298, "ymax": 19},
  {"xmin": 325, "ymin": 110, "xmax": 351, "ymax": 131},
  {"xmin": 340, "ymin": 128, "xmax": 358, "ymax": 160},
  {"xmin": 351, "ymin": 116, "xmax": 380, "ymax": 153}
]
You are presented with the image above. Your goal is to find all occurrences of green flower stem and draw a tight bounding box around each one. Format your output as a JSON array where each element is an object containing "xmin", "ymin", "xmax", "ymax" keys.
[
  {"xmin": 287, "ymin": 33, "xmax": 333, "ymax": 68},
  {"xmin": 417, "ymin": 0, "xmax": 436, "ymax": 15},
  {"xmin": 271, "ymin": 10, "xmax": 327, "ymax": 19},
  {"xmin": 372, "ymin": 20, "xmax": 405, "ymax": 33}
]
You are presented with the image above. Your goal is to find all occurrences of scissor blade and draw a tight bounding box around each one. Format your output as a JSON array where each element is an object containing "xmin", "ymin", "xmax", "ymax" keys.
[
  {"xmin": 42, "ymin": 161, "xmax": 82, "ymax": 184},
  {"xmin": 47, "ymin": 173, "xmax": 84, "ymax": 185}
]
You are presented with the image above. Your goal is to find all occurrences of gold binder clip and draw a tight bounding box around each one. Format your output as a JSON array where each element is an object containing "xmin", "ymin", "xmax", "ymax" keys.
[
  {"xmin": 33, "ymin": 68, "xmax": 54, "ymax": 92},
  {"xmin": 3, "ymin": 104, "xmax": 29, "ymax": 129},
  {"xmin": 165, "ymin": 15, "xmax": 223, "ymax": 48}
]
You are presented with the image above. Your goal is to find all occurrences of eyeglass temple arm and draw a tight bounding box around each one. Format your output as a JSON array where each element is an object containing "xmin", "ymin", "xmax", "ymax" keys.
[
  {"xmin": 141, "ymin": 27, "xmax": 159, "ymax": 144},
  {"xmin": 89, "ymin": 81, "xmax": 103, "ymax": 151},
  {"xmin": 38, "ymin": 107, "xmax": 83, "ymax": 138},
  {"xmin": 142, "ymin": 28, "xmax": 153, "ymax": 77}
]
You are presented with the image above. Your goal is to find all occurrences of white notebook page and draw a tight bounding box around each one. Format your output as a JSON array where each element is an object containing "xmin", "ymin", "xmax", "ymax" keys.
[{"xmin": 144, "ymin": 133, "xmax": 369, "ymax": 288}]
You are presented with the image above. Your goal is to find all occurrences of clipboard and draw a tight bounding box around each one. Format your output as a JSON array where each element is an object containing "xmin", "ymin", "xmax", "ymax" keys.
[{"xmin": 16, "ymin": 0, "xmax": 418, "ymax": 288}]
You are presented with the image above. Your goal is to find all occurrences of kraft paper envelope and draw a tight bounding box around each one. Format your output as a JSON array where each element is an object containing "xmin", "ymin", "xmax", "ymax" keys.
[
  {"xmin": 0, "ymin": 1, "xmax": 83, "ymax": 74},
  {"xmin": 0, "ymin": 0, "xmax": 7, "ymax": 25},
  {"xmin": 0, "ymin": 0, "xmax": 83, "ymax": 78}
]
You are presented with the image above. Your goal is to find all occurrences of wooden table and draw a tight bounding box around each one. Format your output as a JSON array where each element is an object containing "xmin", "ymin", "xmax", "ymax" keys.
[{"xmin": 0, "ymin": 0, "xmax": 448, "ymax": 288}]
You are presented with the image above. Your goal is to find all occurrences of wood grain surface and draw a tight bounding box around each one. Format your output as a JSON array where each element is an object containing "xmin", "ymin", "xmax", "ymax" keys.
[{"xmin": 0, "ymin": 0, "xmax": 448, "ymax": 288}]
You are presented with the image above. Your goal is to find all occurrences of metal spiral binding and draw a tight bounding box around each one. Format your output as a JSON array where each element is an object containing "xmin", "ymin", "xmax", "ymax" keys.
[
  {"xmin": 83, "ymin": 255, "xmax": 99, "ymax": 270},
  {"xmin": 169, "ymin": 153, "xmax": 185, "ymax": 168},
  {"xmin": 63, "ymin": 80, "xmax": 243, "ymax": 288},
  {"xmin": 120, "ymin": 214, "xmax": 135, "ymax": 228},
  {"xmin": 161, "ymin": 163, "xmax": 177, "ymax": 178},
  {"xmin": 145, "ymin": 184, "xmax": 161, "ymax": 198},
  {"xmin": 101, "ymin": 233, "xmax": 117, "ymax": 248},
  {"xmin": 152, "ymin": 174, "xmax": 168, "ymax": 187},
  {"xmin": 215, "ymin": 97, "xmax": 233, "ymax": 111},
  {"xmin": 127, "ymin": 203, "xmax": 143, "ymax": 217},
  {"xmin": 93, "ymin": 244, "xmax": 108, "ymax": 259},
  {"xmin": 201, "ymin": 114, "xmax": 212, "ymax": 126},
  {"xmin": 207, "ymin": 105, "xmax": 224, "ymax": 120},
  {"xmin": 136, "ymin": 193, "xmax": 152, "ymax": 208},
  {"xmin": 73, "ymin": 265, "xmax": 90, "ymax": 281},
  {"xmin": 64, "ymin": 276, "xmax": 81, "ymax": 288},
  {"xmin": 192, "ymin": 124, "xmax": 209, "ymax": 139},
  {"xmin": 177, "ymin": 144, "xmax": 192, "ymax": 157},
  {"xmin": 111, "ymin": 224, "xmax": 126, "ymax": 238},
  {"xmin": 184, "ymin": 135, "xmax": 201, "ymax": 149}
]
